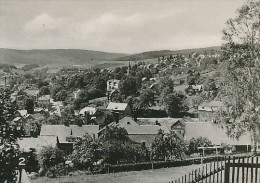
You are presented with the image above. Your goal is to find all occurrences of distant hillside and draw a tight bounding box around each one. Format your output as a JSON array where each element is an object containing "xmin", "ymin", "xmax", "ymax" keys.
[
  {"xmin": 113, "ymin": 46, "xmax": 221, "ymax": 61},
  {"xmin": 0, "ymin": 49, "xmax": 128, "ymax": 65}
]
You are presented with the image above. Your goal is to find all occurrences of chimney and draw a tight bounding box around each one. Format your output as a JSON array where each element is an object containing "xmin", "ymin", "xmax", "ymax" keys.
[
  {"xmin": 155, "ymin": 120, "xmax": 160, "ymax": 126},
  {"xmin": 114, "ymin": 112, "xmax": 119, "ymax": 124}
]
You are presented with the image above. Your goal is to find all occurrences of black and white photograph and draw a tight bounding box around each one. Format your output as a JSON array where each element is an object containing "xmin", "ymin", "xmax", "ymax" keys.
[{"xmin": 0, "ymin": 0, "xmax": 260, "ymax": 182}]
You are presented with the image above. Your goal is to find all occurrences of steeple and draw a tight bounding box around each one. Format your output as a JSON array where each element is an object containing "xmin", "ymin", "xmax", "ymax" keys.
[{"xmin": 127, "ymin": 62, "xmax": 131, "ymax": 76}]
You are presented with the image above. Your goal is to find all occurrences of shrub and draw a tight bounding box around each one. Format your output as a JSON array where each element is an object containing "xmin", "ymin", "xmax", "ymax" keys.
[{"xmin": 38, "ymin": 146, "xmax": 65, "ymax": 175}]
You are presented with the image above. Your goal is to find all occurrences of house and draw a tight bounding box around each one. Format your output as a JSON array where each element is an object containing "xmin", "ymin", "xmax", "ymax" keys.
[
  {"xmin": 106, "ymin": 102, "xmax": 131, "ymax": 120},
  {"xmin": 98, "ymin": 117, "xmax": 160, "ymax": 147},
  {"xmin": 10, "ymin": 91, "xmax": 18, "ymax": 102},
  {"xmin": 137, "ymin": 117, "xmax": 194, "ymax": 139},
  {"xmin": 185, "ymin": 122, "xmax": 252, "ymax": 152},
  {"xmin": 16, "ymin": 95, "xmax": 26, "ymax": 109},
  {"xmin": 107, "ymin": 79, "xmax": 120, "ymax": 102},
  {"xmin": 198, "ymin": 101, "xmax": 224, "ymax": 122},
  {"xmin": 24, "ymin": 89, "xmax": 39, "ymax": 103},
  {"xmin": 17, "ymin": 136, "xmax": 57, "ymax": 152},
  {"xmin": 40, "ymin": 125, "xmax": 100, "ymax": 154},
  {"xmin": 15, "ymin": 110, "xmax": 28, "ymax": 117},
  {"xmin": 26, "ymin": 113, "xmax": 45, "ymax": 121},
  {"xmin": 34, "ymin": 107, "xmax": 48, "ymax": 114},
  {"xmin": 37, "ymin": 95, "xmax": 50, "ymax": 108},
  {"xmin": 79, "ymin": 107, "xmax": 97, "ymax": 117},
  {"xmin": 187, "ymin": 85, "xmax": 203, "ymax": 95},
  {"xmin": 13, "ymin": 117, "xmax": 25, "ymax": 127},
  {"xmin": 107, "ymin": 79, "xmax": 120, "ymax": 92}
]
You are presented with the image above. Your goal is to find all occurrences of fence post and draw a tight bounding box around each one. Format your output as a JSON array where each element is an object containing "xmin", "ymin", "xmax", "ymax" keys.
[
  {"xmin": 251, "ymin": 157, "xmax": 254, "ymax": 182},
  {"xmin": 255, "ymin": 157, "xmax": 258, "ymax": 183},
  {"xmin": 224, "ymin": 156, "xmax": 230, "ymax": 183}
]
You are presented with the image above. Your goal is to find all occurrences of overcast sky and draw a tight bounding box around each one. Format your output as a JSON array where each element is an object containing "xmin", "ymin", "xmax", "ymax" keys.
[{"xmin": 0, "ymin": 0, "xmax": 245, "ymax": 53}]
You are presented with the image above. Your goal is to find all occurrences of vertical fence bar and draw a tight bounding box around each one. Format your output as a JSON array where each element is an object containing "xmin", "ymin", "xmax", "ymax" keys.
[
  {"xmin": 192, "ymin": 170, "xmax": 194, "ymax": 182},
  {"xmin": 255, "ymin": 157, "xmax": 258, "ymax": 183},
  {"xmin": 209, "ymin": 162, "xmax": 212, "ymax": 183},
  {"xmin": 205, "ymin": 164, "xmax": 208, "ymax": 183},
  {"xmin": 232, "ymin": 156, "xmax": 235, "ymax": 183},
  {"xmin": 185, "ymin": 174, "xmax": 187, "ymax": 183},
  {"xmin": 202, "ymin": 166, "xmax": 204, "ymax": 183},
  {"xmin": 213, "ymin": 160, "xmax": 216, "ymax": 183},
  {"xmin": 251, "ymin": 157, "xmax": 254, "ymax": 183},
  {"xmin": 242, "ymin": 157, "xmax": 245, "ymax": 183},
  {"xmin": 198, "ymin": 168, "xmax": 201, "ymax": 182},
  {"xmin": 217, "ymin": 159, "xmax": 219, "ymax": 183},
  {"xmin": 224, "ymin": 156, "xmax": 230, "ymax": 183},
  {"xmin": 237, "ymin": 157, "xmax": 240, "ymax": 183},
  {"xmin": 182, "ymin": 176, "xmax": 183, "ymax": 183},
  {"xmin": 246, "ymin": 157, "xmax": 249, "ymax": 183},
  {"xmin": 195, "ymin": 169, "xmax": 197, "ymax": 183},
  {"xmin": 221, "ymin": 157, "xmax": 223, "ymax": 183}
]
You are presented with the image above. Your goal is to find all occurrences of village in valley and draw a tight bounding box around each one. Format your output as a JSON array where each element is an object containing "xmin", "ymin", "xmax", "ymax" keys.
[{"xmin": 0, "ymin": 0, "xmax": 259, "ymax": 183}]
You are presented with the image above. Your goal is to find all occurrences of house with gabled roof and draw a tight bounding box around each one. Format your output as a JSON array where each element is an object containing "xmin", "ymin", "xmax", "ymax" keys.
[
  {"xmin": 37, "ymin": 95, "xmax": 50, "ymax": 108},
  {"xmin": 187, "ymin": 85, "xmax": 203, "ymax": 95},
  {"xmin": 15, "ymin": 110, "xmax": 28, "ymax": 117},
  {"xmin": 26, "ymin": 113, "xmax": 45, "ymax": 122},
  {"xmin": 24, "ymin": 88, "xmax": 39, "ymax": 103},
  {"xmin": 17, "ymin": 136, "xmax": 57, "ymax": 153},
  {"xmin": 13, "ymin": 117, "xmax": 25, "ymax": 127},
  {"xmin": 40, "ymin": 125, "xmax": 99, "ymax": 154},
  {"xmin": 137, "ymin": 117, "xmax": 194, "ymax": 139},
  {"xmin": 79, "ymin": 106, "xmax": 97, "ymax": 116},
  {"xmin": 185, "ymin": 122, "xmax": 252, "ymax": 152},
  {"xmin": 98, "ymin": 116, "xmax": 160, "ymax": 147},
  {"xmin": 198, "ymin": 101, "xmax": 224, "ymax": 122},
  {"xmin": 106, "ymin": 102, "xmax": 131, "ymax": 120},
  {"xmin": 107, "ymin": 79, "xmax": 120, "ymax": 92}
]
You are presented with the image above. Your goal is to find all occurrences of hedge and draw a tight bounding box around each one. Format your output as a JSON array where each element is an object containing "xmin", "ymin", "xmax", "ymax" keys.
[{"xmin": 103, "ymin": 156, "xmax": 226, "ymax": 173}]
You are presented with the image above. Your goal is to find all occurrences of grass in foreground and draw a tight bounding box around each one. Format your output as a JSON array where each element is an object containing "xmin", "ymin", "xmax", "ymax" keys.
[{"xmin": 31, "ymin": 163, "xmax": 205, "ymax": 183}]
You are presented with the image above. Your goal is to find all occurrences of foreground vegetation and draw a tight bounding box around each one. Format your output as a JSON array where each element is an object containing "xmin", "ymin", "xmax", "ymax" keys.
[{"xmin": 31, "ymin": 162, "xmax": 208, "ymax": 183}]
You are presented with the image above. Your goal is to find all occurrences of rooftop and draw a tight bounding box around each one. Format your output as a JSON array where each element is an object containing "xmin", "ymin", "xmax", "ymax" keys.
[
  {"xmin": 17, "ymin": 136, "xmax": 57, "ymax": 152},
  {"xmin": 185, "ymin": 122, "xmax": 251, "ymax": 146},
  {"xmin": 106, "ymin": 102, "xmax": 128, "ymax": 111},
  {"xmin": 40, "ymin": 125, "xmax": 100, "ymax": 142}
]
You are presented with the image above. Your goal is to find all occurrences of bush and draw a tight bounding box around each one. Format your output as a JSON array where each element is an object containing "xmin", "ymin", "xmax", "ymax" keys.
[
  {"xmin": 187, "ymin": 137, "xmax": 212, "ymax": 155},
  {"xmin": 46, "ymin": 163, "xmax": 67, "ymax": 178},
  {"xmin": 38, "ymin": 146, "xmax": 65, "ymax": 175}
]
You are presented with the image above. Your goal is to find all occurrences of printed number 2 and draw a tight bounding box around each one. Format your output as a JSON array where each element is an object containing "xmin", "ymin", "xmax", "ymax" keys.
[{"xmin": 18, "ymin": 157, "xmax": 26, "ymax": 166}]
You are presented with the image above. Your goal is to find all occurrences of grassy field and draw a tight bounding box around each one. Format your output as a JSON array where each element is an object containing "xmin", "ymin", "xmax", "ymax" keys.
[{"xmin": 31, "ymin": 163, "xmax": 206, "ymax": 183}]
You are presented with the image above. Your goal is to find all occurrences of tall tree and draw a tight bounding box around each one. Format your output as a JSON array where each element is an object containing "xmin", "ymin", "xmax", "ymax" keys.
[
  {"xmin": 161, "ymin": 91, "xmax": 188, "ymax": 117},
  {"xmin": 0, "ymin": 89, "xmax": 19, "ymax": 182},
  {"xmin": 24, "ymin": 97, "xmax": 34, "ymax": 114},
  {"xmin": 119, "ymin": 76, "xmax": 139, "ymax": 96},
  {"xmin": 216, "ymin": 0, "xmax": 260, "ymax": 153}
]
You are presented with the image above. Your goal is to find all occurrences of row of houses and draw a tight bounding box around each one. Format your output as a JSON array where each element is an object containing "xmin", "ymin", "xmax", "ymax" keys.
[
  {"xmin": 17, "ymin": 115, "xmax": 254, "ymax": 155},
  {"xmin": 11, "ymin": 88, "xmax": 51, "ymax": 109}
]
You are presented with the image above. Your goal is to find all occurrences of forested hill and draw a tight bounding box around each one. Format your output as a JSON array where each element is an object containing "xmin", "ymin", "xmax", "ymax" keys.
[
  {"xmin": 113, "ymin": 46, "xmax": 221, "ymax": 61},
  {"xmin": 0, "ymin": 49, "xmax": 128, "ymax": 65}
]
